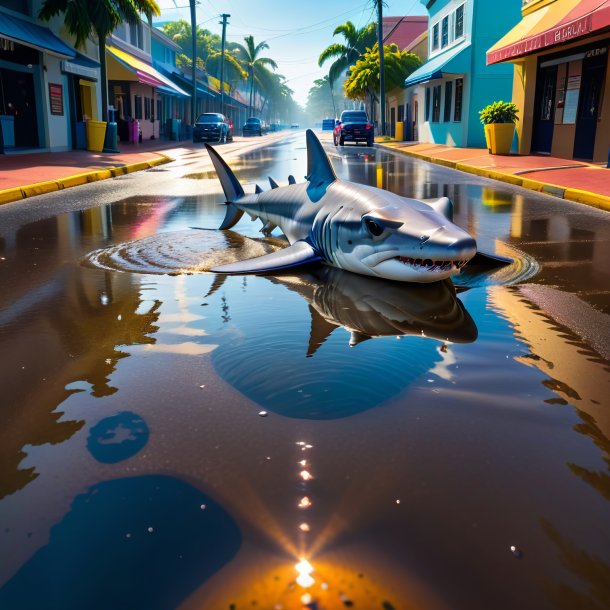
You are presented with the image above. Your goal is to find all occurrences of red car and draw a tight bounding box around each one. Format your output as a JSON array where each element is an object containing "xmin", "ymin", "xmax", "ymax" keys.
[{"xmin": 333, "ymin": 110, "xmax": 374, "ymax": 146}]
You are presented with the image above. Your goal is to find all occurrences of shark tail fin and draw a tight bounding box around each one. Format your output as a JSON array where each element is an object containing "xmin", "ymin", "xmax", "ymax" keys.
[{"xmin": 205, "ymin": 143, "xmax": 245, "ymax": 230}]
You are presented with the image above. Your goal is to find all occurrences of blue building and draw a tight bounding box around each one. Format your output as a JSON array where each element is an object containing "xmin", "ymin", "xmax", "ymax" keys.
[{"xmin": 404, "ymin": 0, "xmax": 521, "ymax": 148}]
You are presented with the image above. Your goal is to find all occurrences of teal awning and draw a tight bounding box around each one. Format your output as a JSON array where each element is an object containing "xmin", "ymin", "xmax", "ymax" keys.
[
  {"xmin": 155, "ymin": 65, "xmax": 215, "ymax": 98},
  {"xmin": 405, "ymin": 43, "xmax": 471, "ymax": 86},
  {"xmin": 0, "ymin": 11, "xmax": 76, "ymax": 58}
]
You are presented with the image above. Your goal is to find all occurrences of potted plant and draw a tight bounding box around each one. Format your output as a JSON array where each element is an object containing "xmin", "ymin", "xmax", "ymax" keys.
[{"xmin": 479, "ymin": 101, "xmax": 519, "ymax": 155}]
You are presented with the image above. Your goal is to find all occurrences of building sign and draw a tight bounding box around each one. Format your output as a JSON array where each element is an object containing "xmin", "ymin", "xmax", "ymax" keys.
[
  {"xmin": 48, "ymin": 83, "xmax": 63, "ymax": 115},
  {"xmin": 60, "ymin": 59, "xmax": 98, "ymax": 81},
  {"xmin": 0, "ymin": 37, "xmax": 15, "ymax": 52},
  {"xmin": 487, "ymin": 15, "xmax": 592, "ymax": 64}
]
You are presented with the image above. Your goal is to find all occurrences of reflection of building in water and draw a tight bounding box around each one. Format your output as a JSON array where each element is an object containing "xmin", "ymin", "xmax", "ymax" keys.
[
  {"xmin": 489, "ymin": 287, "xmax": 610, "ymax": 495},
  {"xmin": 506, "ymin": 196, "xmax": 610, "ymax": 313},
  {"xmin": 0, "ymin": 207, "xmax": 161, "ymax": 501}
]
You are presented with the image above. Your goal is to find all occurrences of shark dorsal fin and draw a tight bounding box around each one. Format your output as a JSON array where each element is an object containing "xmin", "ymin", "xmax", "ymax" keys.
[
  {"xmin": 307, "ymin": 305, "xmax": 338, "ymax": 357},
  {"xmin": 305, "ymin": 129, "xmax": 337, "ymax": 187},
  {"xmin": 269, "ymin": 177, "xmax": 279, "ymax": 189},
  {"xmin": 255, "ymin": 184, "xmax": 263, "ymax": 194},
  {"xmin": 428, "ymin": 197, "xmax": 453, "ymax": 221},
  {"xmin": 288, "ymin": 175, "xmax": 296, "ymax": 185}
]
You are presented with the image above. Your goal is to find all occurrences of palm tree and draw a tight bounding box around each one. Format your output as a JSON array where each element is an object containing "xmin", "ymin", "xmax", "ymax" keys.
[
  {"xmin": 233, "ymin": 35, "xmax": 278, "ymax": 116},
  {"xmin": 39, "ymin": 0, "xmax": 160, "ymax": 122},
  {"xmin": 318, "ymin": 21, "xmax": 376, "ymax": 87}
]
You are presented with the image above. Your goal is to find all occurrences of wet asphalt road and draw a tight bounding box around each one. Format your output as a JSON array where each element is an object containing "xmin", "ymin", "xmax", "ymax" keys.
[{"xmin": 1, "ymin": 130, "xmax": 610, "ymax": 610}]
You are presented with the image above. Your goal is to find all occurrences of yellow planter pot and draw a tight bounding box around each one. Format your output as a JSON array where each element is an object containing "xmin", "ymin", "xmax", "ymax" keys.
[
  {"xmin": 86, "ymin": 120, "xmax": 107, "ymax": 152},
  {"xmin": 484, "ymin": 123, "xmax": 515, "ymax": 155}
]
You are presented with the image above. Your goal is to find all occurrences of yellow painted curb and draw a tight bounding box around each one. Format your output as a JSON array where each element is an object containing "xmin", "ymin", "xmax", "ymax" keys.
[
  {"xmin": 56, "ymin": 173, "xmax": 90, "ymax": 189},
  {"xmin": 0, "ymin": 154, "xmax": 174, "ymax": 206},
  {"xmin": 0, "ymin": 187, "xmax": 25, "ymax": 205},
  {"xmin": 376, "ymin": 142, "xmax": 610, "ymax": 211},
  {"xmin": 22, "ymin": 181, "xmax": 59, "ymax": 198},
  {"xmin": 564, "ymin": 188, "xmax": 610, "ymax": 211}
]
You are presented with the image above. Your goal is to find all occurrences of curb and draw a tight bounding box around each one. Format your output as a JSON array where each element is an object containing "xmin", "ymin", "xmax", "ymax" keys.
[
  {"xmin": 0, "ymin": 154, "xmax": 173, "ymax": 206},
  {"xmin": 376, "ymin": 143, "xmax": 610, "ymax": 212}
]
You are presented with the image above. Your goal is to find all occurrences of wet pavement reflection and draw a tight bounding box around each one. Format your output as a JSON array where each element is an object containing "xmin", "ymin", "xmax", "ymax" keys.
[{"xmin": 0, "ymin": 134, "xmax": 609, "ymax": 609}]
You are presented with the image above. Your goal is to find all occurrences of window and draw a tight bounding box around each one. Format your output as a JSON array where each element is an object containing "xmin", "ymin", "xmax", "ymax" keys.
[
  {"xmin": 432, "ymin": 86, "xmax": 441, "ymax": 122},
  {"xmin": 130, "ymin": 22, "xmax": 144, "ymax": 49},
  {"xmin": 134, "ymin": 95, "xmax": 142, "ymax": 120},
  {"xmin": 432, "ymin": 24, "xmax": 439, "ymax": 51},
  {"xmin": 157, "ymin": 100, "xmax": 162, "ymax": 122},
  {"xmin": 144, "ymin": 97, "xmax": 151, "ymax": 120},
  {"xmin": 444, "ymin": 81, "xmax": 453, "ymax": 122},
  {"xmin": 454, "ymin": 78, "xmax": 463, "ymax": 121},
  {"xmin": 455, "ymin": 5, "xmax": 464, "ymax": 39},
  {"xmin": 441, "ymin": 16, "xmax": 449, "ymax": 48},
  {"xmin": 425, "ymin": 87, "xmax": 431, "ymax": 121}
]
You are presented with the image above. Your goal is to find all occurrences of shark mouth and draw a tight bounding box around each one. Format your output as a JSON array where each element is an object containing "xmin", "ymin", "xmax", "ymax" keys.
[{"xmin": 394, "ymin": 256, "xmax": 470, "ymax": 272}]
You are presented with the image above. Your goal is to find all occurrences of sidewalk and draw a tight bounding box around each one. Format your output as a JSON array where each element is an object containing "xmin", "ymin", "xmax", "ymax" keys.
[
  {"xmin": 375, "ymin": 138, "xmax": 610, "ymax": 212},
  {"xmin": 2, "ymin": 134, "xmax": 610, "ymax": 212},
  {"xmin": 0, "ymin": 139, "xmax": 180, "ymax": 205}
]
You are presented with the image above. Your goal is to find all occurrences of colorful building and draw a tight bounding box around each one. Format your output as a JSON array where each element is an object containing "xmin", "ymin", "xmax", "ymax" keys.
[
  {"xmin": 0, "ymin": 0, "xmax": 100, "ymax": 152},
  {"xmin": 382, "ymin": 16, "xmax": 428, "ymax": 139},
  {"xmin": 487, "ymin": 0, "xmax": 610, "ymax": 162},
  {"xmin": 404, "ymin": 0, "xmax": 521, "ymax": 148},
  {"xmin": 106, "ymin": 21, "xmax": 189, "ymax": 143}
]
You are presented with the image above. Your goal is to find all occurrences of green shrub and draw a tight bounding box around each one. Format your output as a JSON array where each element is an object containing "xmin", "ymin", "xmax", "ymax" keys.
[{"xmin": 479, "ymin": 101, "xmax": 519, "ymax": 125}]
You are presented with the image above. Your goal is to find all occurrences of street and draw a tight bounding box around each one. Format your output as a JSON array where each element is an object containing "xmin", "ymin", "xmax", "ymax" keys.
[{"xmin": 1, "ymin": 130, "xmax": 609, "ymax": 609}]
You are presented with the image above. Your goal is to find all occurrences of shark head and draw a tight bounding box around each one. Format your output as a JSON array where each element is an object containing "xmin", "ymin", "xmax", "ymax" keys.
[{"xmin": 314, "ymin": 184, "xmax": 478, "ymax": 283}]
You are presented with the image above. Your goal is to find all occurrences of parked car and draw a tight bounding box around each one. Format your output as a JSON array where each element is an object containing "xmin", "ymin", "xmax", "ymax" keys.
[
  {"xmin": 243, "ymin": 117, "xmax": 263, "ymax": 136},
  {"xmin": 290, "ymin": 123, "xmax": 300, "ymax": 128},
  {"xmin": 193, "ymin": 113, "xmax": 233, "ymax": 143},
  {"xmin": 333, "ymin": 110, "xmax": 374, "ymax": 146}
]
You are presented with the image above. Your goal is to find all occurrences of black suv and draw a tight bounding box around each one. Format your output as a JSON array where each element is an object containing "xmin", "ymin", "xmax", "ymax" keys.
[
  {"xmin": 333, "ymin": 110, "xmax": 374, "ymax": 146},
  {"xmin": 193, "ymin": 113, "xmax": 233, "ymax": 143},
  {"xmin": 242, "ymin": 117, "xmax": 263, "ymax": 136}
]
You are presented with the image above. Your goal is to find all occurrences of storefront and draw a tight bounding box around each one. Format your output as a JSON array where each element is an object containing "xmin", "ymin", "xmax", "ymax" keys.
[
  {"xmin": 0, "ymin": 9, "xmax": 82, "ymax": 152},
  {"xmin": 487, "ymin": 0, "xmax": 610, "ymax": 162},
  {"xmin": 106, "ymin": 44, "xmax": 189, "ymax": 143}
]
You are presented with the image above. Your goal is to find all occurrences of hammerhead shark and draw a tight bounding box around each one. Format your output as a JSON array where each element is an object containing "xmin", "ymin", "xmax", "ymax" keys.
[{"xmin": 205, "ymin": 130, "xmax": 510, "ymax": 283}]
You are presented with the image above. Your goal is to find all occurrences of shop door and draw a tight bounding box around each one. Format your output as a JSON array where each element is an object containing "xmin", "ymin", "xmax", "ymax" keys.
[
  {"xmin": 573, "ymin": 59, "xmax": 606, "ymax": 160},
  {"xmin": 390, "ymin": 107, "xmax": 396, "ymax": 137},
  {"xmin": 413, "ymin": 99, "xmax": 418, "ymax": 141},
  {"xmin": 531, "ymin": 65, "xmax": 557, "ymax": 154}
]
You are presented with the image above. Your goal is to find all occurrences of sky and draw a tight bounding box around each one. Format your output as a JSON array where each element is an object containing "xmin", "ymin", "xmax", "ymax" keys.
[{"xmin": 154, "ymin": 0, "xmax": 427, "ymax": 106}]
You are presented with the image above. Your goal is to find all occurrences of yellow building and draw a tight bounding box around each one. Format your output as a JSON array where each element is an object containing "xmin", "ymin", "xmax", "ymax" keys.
[{"xmin": 487, "ymin": 0, "xmax": 610, "ymax": 162}]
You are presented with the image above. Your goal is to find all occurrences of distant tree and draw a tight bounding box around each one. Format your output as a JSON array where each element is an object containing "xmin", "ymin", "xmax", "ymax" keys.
[
  {"xmin": 318, "ymin": 21, "xmax": 376, "ymax": 87},
  {"xmin": 306, "ymin": 76, "xmax": 336, "ymax": 120},
  {"xmin": 233, "ymin": 35, "xmax": 278, "ymax": 116},
  {"xmin": 39, "ymin": 0, "xmax": 161, "ymax": 121},
  {"xmin": 344, "ymin": 43, "xmax": 421, "ymax": 120}
]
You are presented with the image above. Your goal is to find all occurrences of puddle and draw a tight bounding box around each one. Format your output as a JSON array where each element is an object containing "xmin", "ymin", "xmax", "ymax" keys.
[{"xmin": 82, "ymin": 229, "xmax": 284, "ymax": 275}]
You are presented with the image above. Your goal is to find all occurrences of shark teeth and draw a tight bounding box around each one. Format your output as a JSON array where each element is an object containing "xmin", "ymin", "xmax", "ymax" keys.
[{"xmin": 395, "ymin": 256, "xmax": 469, "ymax": 271}]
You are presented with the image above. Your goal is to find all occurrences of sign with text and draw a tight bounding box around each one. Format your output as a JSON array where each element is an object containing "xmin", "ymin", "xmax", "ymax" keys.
[
  {"xmin": 487, "ymin": 14, "xmax": 593, "ymax": 65},
  {"xmin": 49, "ymin": 83, "xmax": 63, "ymax": 116}
]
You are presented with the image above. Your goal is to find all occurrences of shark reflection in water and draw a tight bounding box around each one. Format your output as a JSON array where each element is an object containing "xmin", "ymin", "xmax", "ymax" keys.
[
  {"xmin": 210, "ymin": 270, "xmax": 477, "ymax": 419},
  {"xmin": 267, "ymin": 267, "xmax": 477, "ymax": 356}
]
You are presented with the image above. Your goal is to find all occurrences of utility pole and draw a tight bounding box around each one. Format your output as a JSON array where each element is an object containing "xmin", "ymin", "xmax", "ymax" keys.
[
  {"xmin": 190, "ymin": 0, "xmax": 197, "ymax": 128},
  {"xmin": 377, "ymin": 0, "xmax": 386, "ymax": 136},
  {"xmin": 219, "ymin": 13, "xmax": 230, "ymax": 116}
]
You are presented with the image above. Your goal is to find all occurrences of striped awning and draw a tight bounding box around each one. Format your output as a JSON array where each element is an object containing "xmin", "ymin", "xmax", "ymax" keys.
[
  {"xmin": 487, "ymin": 0, "xmax": 610, "ymax": 65},
  {"xmin": 106, "ymin": 45, "xmax": 190, "ymax": 97}
]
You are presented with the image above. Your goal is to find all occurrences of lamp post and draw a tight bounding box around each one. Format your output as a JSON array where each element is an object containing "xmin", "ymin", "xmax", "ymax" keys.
[
  {"xmin": 219, "ymin": 13, "xmax": 230, "ymax": 116},
  {"xmin": 376, "ymin": 0, "xmax": 386, "ymax": 137},
  {"xmin": 190, "ymin": 0, "xmax": 197, "ymax": 130}
]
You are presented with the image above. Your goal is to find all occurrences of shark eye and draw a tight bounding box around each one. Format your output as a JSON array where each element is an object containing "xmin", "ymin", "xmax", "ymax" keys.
[{"xmin": 364, "ymin": 217, "xmax": 384, "ymax": 237}]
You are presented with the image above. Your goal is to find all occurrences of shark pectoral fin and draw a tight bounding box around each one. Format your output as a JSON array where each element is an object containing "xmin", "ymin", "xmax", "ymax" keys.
[
  {"xmin": 468, "ymin": 251, "xmax": 513, "ymax": 267},
  {"xmin": 211, "ymin": 240, "xmax": 322, "ymax": 275},
  {"xmin": 307, "ymin": 305, "xmax": 338, "ymax": 357}
]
